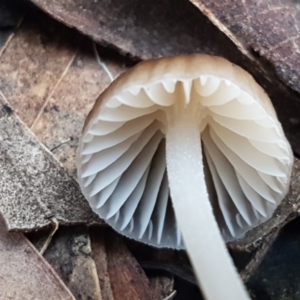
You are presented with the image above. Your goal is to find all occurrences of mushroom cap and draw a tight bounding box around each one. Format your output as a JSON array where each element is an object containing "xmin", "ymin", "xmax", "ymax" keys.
[{"xmin": 77, "ymin": 54, "xmax": 293, "ymax": 249}]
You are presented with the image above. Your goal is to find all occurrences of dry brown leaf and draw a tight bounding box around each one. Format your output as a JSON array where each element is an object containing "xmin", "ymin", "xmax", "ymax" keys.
[
  {"xmin": 0, "ymin": 213, "xmax": 75, "ymax": 300},
  {"xmin": 31, "ymin": 41, "xmax": 126, "ymax": 178},
  {"xmin": 0, "ymin": 94, "xmax": 100, "ymax": 230},
  {"xmin": 38, "ymin": 226, "xmax": 170, "ymax": 300},
  {"xmin": 42, "ymin": 226, "xmax": 102, "ymax": 300},
  {"xmin": 91, "ymin": 228, "xmax": 154, "ymax": 300},
  {"xmin": 0, "ymin": 5, "xmax": 124, "ymax": 229},
  {"xmin": 0, "ymin": 6, "xmax": 172, "ymax": 298},
  {"xmin": 190, "ymin": 0, "xmax": 300, "ymax": 94},
  {"xmin": 90, "ymin": 228, "xmax": 114, "ymax": 300},
  {"xmin": 30, "ymin": 0, "xmax": 220, "ymax": 59},
  {"xmin": 0, "ymin": 9, "xmax": 81, "ymax": 127},
  {"xmin": 0, "ymin": 6, "xmax": 126, "ymax": 178},
  {"xmin": 0, "ymin": 3, "xmax": 132, "ymax": 192}
]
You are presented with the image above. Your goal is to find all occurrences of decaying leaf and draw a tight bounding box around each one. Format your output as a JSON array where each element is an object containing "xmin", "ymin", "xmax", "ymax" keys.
[
  {"xmin": 91, "ymin": 228, "xmax": 155, "ymax": 300},
  {"xmin": 28, "ymin": 225, "xmax": 174, "ymax": 300},
  {"xmin": 89, "ymin": 228, "xmax": 114, "ymax": 300},
  {"xmin": 0, "ymin": 213, "xmax": 75, "ymax": 300},
  {"xmin": 0, "ymin": 8, "xmax": 81, "ymax": 127},
  {"xmin": 0, "ymin": 3, "xmax": 127, "ymax": 179},
  {"xmin": 190, "ymin": 0, "xmax": 300, "ymax": 95},
  {"xmin": 0, "ymin": 95, "xmax": 100, "ymax": 230},
  {"xmin": 30, "ymin": 0, "xmax": 220, "ymax": 59},
  {"xmin": 31, "ymin": 41, "xmax": 126, "ymax": 178},
  {"xmin": 42, "ymin": 226, "xmax": 102, "ymax": 300},
  {"xmin": 0, "ymin": 5, "xmax": 120, "ymax": 229},
  {"xmin": 240, "ymin": 228, "xmax": 280, "ymax": 283}
]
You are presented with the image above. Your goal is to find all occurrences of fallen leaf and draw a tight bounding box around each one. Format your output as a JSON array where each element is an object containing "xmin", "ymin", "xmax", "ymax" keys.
[
  {"xmin": 91, "ymin": 228, "xmax": 154, "ymax": 300},
  {"xmin": 30, "ymin": 0, "xmax": 225, "ymax": 59},
  {"xmin": 190, "ymin": 0, "xmax": 300, "ymax": 94},
  {"xmin": 0, "ymin": 96, "xmax": 100, "ymax": 230},
  {"xmin": 240, "ymin": 228, "xmax": 280, "ymax": 283},
  {"xmin": 0, "ymin": 8, "xmax": 81, "ymax": 127},
  {"xmin": 31, "ymin": 41, "xmax": 126, "ymax": 178},
  {"xmin": 89, "ymin": 228, "xmax": 114, "ymax": 300},
  {"xmin": 0, "ymin": 4, "xmax": 127, "ymax": 179},
  {"xmin": 32, "ymin": 225, "xmax": 172, "ymax": 300},
  {"xmin": 0, "ymin": 5, "xmax": 117, "ymax": 228},
  {"xmin": 43, "ymin": 226, "xmax": 102, "ymax": 300},
  {"xmin": 0, "ymin": 213, "xmax": 75, "ymax": 300}
]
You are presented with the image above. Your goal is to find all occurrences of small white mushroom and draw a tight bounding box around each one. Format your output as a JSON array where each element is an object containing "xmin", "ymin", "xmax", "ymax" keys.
[{"xmin": 77, "ymin": 55, "xmax": 293, "ymax": 300}]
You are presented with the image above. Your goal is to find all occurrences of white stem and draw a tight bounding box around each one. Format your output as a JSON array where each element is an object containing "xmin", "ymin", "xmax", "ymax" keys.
[{"xmin": 165, "ymin": 106, "xmax": 250, "ymax": 300}]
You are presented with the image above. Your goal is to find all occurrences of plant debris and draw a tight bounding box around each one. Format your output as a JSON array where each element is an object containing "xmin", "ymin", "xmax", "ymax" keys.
[
  {"xmin": 0, "ymin": 96, "xmax": 101, "ymax": 230},
  {"xmin": 0, "ymin": 213, "xmax": 75, "ymax": 299}
]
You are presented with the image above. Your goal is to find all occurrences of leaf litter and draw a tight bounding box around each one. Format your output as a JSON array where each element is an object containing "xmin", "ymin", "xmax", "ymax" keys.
[
  {"xmin": 25, "ymin": 0, "xmax": 300, "ymax": 260},
  {"xmin": 0, "ymin": 212, "xmax": 75, "ymax": 300},
  {"xmin": 1, "ymin": 1, "xmax": 300, "ymax": 299},
  {"xmin": 0, "ymin": 3, "xmax": 175, "ymax": 299}
]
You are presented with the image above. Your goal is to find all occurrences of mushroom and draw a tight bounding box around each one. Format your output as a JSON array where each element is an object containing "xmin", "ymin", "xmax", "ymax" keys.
[{"xmin": 77, "ymin": 55, "xmax": 293, "ymax": 300}]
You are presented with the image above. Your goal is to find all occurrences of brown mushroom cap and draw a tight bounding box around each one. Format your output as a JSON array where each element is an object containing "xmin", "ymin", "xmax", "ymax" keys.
[{"xmin": 77, "ymin": 54, "xmax": 293, "ymax": 248}]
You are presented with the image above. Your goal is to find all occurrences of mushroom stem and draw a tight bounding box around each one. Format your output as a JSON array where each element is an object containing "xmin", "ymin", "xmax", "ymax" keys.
[{"xmin": 165, "ymin": 105, "xmax": 250, "ymax": 300}]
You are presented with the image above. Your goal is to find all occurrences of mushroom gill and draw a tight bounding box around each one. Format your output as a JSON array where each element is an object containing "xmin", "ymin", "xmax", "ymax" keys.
[{"xmin": 77, "ymin": 55, "xmax": 293, "ymax": 300}]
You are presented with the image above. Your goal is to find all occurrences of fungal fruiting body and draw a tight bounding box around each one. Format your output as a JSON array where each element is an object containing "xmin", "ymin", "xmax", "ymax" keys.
[{"xmin": 77, "ymin": 55, "xmax": 293, "ymax": 300}]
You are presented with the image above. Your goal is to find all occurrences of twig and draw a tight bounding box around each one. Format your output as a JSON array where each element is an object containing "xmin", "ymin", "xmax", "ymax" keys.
[
  {"xmin": 93, "ymin": 41, "xmax": 114, "ymax": 82},
  {"xmin": 163, "ymin": 290, "xmax": 177, "ymax": 300},
  {"xmin": 50, "ymin": 138, "xmax": 72, "ymax": 152},
  {"xmin": 40, "ymin": 217, "xmax": 59, "ymax": 255}
]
